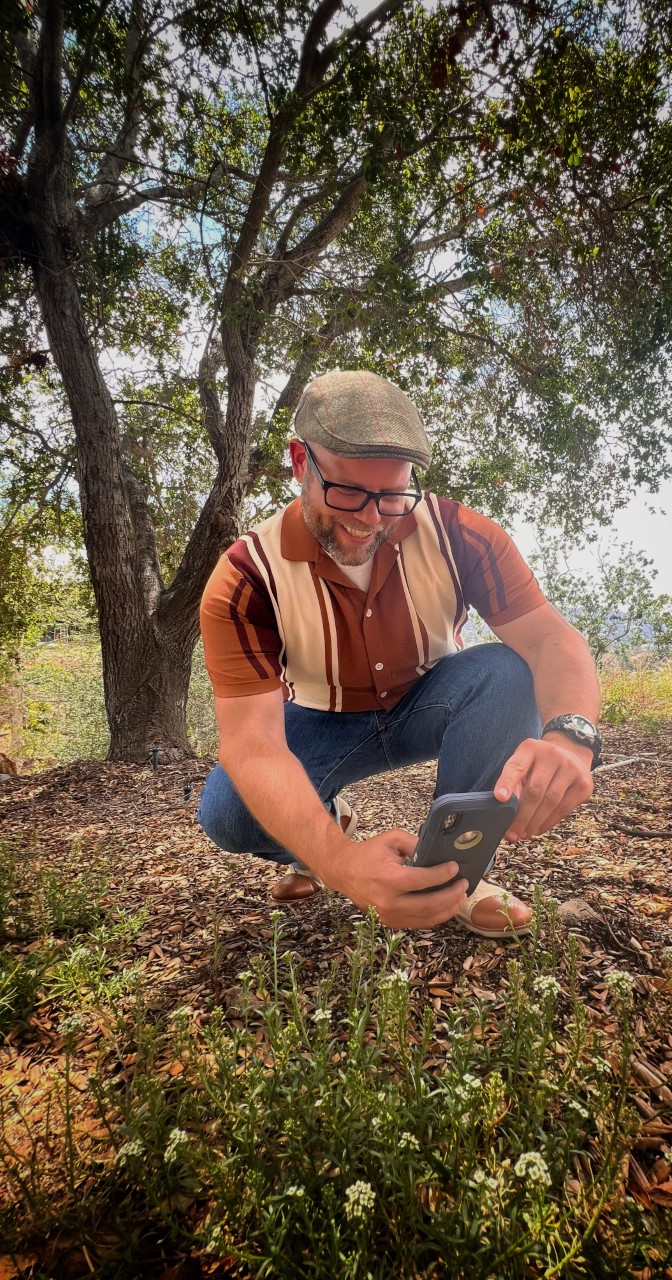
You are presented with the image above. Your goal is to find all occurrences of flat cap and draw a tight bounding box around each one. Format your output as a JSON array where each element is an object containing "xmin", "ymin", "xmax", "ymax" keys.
[{"xmin": 294, "ymin": 369, "xmax": 431, "ymax": 469}]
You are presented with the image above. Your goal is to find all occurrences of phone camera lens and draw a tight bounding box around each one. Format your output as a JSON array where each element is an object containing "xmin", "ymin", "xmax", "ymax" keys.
[{"xmin": 454, "ymin": 829, "xmax": 483, "ymax": 850}]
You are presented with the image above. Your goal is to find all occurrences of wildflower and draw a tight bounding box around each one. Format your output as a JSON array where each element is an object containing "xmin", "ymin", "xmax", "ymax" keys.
[
  {"xmin": 116, "ymin": 1138, "xmax": 144, "ymax": 1165},
  {"xmin": 285, "ymin": 1184, "xmax": 305, "ymax": 1197},
  {"xmin": 313, "ymin": 1008, "xmax": 332, "ymax": 1025},
  {"xmin": 168, "ymin": 1006, "xmax": 192, "ymax": 1024},
  {"xmin": 566, "ymin": 1099, "xmax": 590, "ymax": 1120},
  {"xmin": 514, "ymin": 1152, "xmax": 551, "ymax": 1189},
  {"xmin": 605, "ymin": 970, "xmax": 635, "ymax": 1000},
  {"xmin": 661, "ymin": 947, "xmax": 672, "ymax": 969},
  {"xmin": 164, "ymin": 1128, "xmax": 189, "ymax": 1165},
  {"xmin": 345, "ymin": 1180, "xmax": 376, "ymax": 1221},
  {"xmin": 399, "ymin": 1131, "xmax": 420, "ymax": 1151},
  {"xmin": 381, "ymin": 969, "xmax": 409, "ymax": 988},
  {"xmin": 205, "ymin": 1223, "xmax": 226, "ymax": 1252},
  {"xmin": 533, "ymin": 975, "xmax": 561, "ymax": 999},
  {"xmin": 58, "ymin": 1013, "xmax": 86, "ymax": 1040},
  {"xmin": 454, "ymin": 1073, "xmax": 482, "ymax": 1106},
  {"xmin": 269, "ymin": 909, "xmax": 284, "ymax": 923},
  {"xmin": 593, "ymin": 1057, "xmax": 611, "ymax": 1076}
]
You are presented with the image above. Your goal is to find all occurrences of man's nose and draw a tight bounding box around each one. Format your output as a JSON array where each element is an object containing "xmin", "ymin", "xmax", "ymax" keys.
[{"xmin": 356, "ymin": 497, "xmax": 382, "ymax": 525}]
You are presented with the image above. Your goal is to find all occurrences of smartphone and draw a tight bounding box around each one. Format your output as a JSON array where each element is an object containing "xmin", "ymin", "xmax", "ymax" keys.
[{"xmin": 408, "ymin": 791, "xmax": 518, "ymax": 895}]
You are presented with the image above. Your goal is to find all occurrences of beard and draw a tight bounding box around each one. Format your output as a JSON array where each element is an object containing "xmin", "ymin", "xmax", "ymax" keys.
[{"xmin": 300, "ymin": 485, "xmax": 400, "ymax": 566}]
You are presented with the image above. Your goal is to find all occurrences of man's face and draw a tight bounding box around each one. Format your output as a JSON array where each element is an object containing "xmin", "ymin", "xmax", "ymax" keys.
[{"xmin": 289, "ymin": 440, "xmax": 413, "ymax": 566}]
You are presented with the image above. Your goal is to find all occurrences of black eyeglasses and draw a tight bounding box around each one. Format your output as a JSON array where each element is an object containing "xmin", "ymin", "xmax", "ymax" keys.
[{"xmin": 301, "ymin": 441, "xmax": 422, "ymax": 516}]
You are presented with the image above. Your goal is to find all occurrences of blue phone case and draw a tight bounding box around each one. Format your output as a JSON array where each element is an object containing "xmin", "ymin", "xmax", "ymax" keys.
[{"xmin": 409, "ymin": 791, "xmax": 518, "ymax": 895}]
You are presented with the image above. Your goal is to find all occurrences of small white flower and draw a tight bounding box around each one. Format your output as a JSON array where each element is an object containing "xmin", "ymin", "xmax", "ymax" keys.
[
  {"xmin": 164, "ymin": 1127, "xmax": 189, "ymax": 1165},
  {"xmin": 286, "ymin": 1184, "xmax": 305, "ymax": 1197},
  {"xmin": 345, "ymin": 1180, "xmax": 376, "ymax": 1221},
  {"xmin": 58, "ymin": 1013, "xmax": 86, "ymax": 1040},
  {"xmin": 206, "ymin": 1224, "xmax": 224, "ymax": 1251},
  {"xmin": 313, "ymin": 1008, "xmax": 332, "ymax": 1025},
  {"xmin": 381, "ymin": 969, "xmax": 409, "ymax": 988},
  {"xmin": 593, "ymin": 1057, "xmax": 611, "ymax": 1076},
  {"xmin": 169, "ymin": 1005, "xmax": 192, "ymax": 1022},
  {"xmin": 566, "ymin": 1100, "xmax": 590, "ymax": 1120},
  {"xmin": 116, "ymin": 1138, "xmax": 144, "ymax": 1165},
  {"xmin": 399, "ymin": 1131, "xmax": 420, "ymax": 1150},
  {"xmin": 605, "ymin": 970, "xmax": 635, "ymax": 999},
  {"xmin": 471, "ymin": 1168, "xmax": 487, "ymax": 1184},
  {"xmin": 514, "ymin": 1152, "xmax": 551, "ymax": 1189},
  {"xmin": 533, "ymin": 976, "xmax": 561, "ymax": 999},
  {"xmin": 269, "ymin": 909, "xmax": 284, "ymax": 923}
]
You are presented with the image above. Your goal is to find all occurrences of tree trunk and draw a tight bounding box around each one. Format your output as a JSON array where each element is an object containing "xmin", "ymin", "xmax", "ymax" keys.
[
  {"xmin": 105, "ymin": 623, "xmax": 194, "ymax": 762},
  {"xmin": 21, "ymin": 104, "xmax": 244, "ymax": 761}
]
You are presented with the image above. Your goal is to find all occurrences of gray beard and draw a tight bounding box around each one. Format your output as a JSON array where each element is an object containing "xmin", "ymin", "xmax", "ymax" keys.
[{"xmin": 300, "ymin": 491, "xmax": 393, "ymax": 566}]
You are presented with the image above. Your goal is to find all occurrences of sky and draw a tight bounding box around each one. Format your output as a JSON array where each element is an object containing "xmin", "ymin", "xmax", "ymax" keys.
[{"xmin": 512, "ymin": 478, "xmax": 672, "ymax": 596}]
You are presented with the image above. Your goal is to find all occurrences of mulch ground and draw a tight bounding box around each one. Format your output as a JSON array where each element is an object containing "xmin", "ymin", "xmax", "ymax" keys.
[{"xmin": 1, "ymin": 722, "xmax": 672, "ymax": 1275}]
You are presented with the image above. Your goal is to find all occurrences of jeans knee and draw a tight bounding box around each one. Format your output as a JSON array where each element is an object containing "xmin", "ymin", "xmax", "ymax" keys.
[
  {"xmin": 488, "ymin": 643, "xmax": 534, "ymax": 693},
  {"xmin": 197, "ymin": 768, "xmax": 250, "ymax": 853}
]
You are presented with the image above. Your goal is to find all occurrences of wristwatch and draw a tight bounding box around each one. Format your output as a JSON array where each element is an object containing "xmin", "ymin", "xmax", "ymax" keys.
[{"xmin": 541, "ymin": 714, "xmax": 603, "ymax": 770}]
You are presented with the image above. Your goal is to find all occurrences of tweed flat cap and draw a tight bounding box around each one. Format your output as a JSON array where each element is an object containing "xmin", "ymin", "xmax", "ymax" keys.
[{"xmin": 294, "ymin": 370, "xmax": 431, "ymax": 469}]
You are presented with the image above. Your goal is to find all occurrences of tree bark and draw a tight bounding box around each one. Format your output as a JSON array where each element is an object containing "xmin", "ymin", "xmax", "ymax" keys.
[{"xmin": 16, "ymin": 2, "xmax": 236, "ymax": 762}]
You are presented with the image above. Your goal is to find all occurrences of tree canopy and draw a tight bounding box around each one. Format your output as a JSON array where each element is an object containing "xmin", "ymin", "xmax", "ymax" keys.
[{"xmin": 1, "ymin": 0, "xmax": 672, "ymax": 756}]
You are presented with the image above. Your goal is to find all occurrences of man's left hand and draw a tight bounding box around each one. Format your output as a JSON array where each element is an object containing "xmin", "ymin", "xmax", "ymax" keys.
[{"xmin": 493, "ymin": 734, "xmax": 594, "ymax": 841}]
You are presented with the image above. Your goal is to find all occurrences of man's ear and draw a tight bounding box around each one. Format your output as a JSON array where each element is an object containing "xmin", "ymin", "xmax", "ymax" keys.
[{"xmin": 289, "ymin": 438, "xmax": 307, "ymax": 482}]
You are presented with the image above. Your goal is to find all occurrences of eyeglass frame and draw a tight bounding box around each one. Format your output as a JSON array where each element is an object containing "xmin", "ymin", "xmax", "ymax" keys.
[{"xmin": 300, "ymin": 440, "xmax": 423, "ymax": 515}]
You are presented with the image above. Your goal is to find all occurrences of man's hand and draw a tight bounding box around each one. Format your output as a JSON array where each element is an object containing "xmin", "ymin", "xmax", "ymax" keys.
[
  {"xmin": 328, "ymin": 829, "xmax": 469, "ymax": 929},
  {"xmin": 494, "ymin": 734, "xmax": 594, "ymax": 841}
]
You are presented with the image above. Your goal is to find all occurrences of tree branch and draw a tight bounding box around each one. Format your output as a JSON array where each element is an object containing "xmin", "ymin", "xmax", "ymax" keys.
[
  {"xmin": 60, "ymin": 0, "xmax": 116, "ymax": 131},
  {"xmin": 79, "ymin": 172, "xmax": 224, "ymax": 236},
  {"xmin": 257, "ymin": 170, "xmax": 368, "ymax": 321},
  {"xmin": 33, "ymin": 0, "xmax": 65, "ymax": 136},
  {"xmin": 197, "ymin": 342, "xmax": 226, "ymax": 465}
]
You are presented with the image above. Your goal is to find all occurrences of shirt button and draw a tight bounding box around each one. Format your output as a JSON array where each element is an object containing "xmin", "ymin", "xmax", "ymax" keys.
[
  {"xmin": 365, "ymin": 608, "xmax": 372, "ymax": 618},
  {"xmin": 374, "ymin": 662, "xmax": 384, "ymax": 671}
]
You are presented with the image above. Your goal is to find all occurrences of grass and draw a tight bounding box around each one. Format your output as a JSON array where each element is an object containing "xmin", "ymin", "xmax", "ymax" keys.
[
  {"xmin": 0, "ymin": 869, "xmax": 671, "ymax": 1278},
  {"xmin": 600, "ymin": 660, "xmax": 672, "ymax": 733}
]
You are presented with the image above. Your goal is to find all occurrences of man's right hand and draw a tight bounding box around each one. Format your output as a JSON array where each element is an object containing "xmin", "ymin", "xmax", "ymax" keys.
[{"xmin": 328, "ymin": 829, "xmax": 469, "ymax": 930}]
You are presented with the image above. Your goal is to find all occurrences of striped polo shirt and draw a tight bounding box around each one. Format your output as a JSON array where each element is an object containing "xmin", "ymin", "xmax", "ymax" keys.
[{"xmin": 200, "ymin": 494, "xmax": 546, "ymax": 712}]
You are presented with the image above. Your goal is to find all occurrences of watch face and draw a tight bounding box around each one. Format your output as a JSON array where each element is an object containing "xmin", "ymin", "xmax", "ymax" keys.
[{"xmin": 568, "ymin": 715, "xmax": 595, "ymax": 741}]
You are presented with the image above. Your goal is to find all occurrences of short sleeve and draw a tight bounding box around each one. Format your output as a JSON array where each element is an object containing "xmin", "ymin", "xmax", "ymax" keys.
[
  {"xmin": 441, "ymin": 501, "xmax": 547, "ymax": 624},
  {"xmin": 200, "ymin": 543, "xmax": 283, "ymax": 697}
]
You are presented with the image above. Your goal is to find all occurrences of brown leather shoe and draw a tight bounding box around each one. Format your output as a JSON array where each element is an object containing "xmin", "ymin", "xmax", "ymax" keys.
[{"xmin": 271, "ymin": 870, "xmax": 322, "ymax": 902}]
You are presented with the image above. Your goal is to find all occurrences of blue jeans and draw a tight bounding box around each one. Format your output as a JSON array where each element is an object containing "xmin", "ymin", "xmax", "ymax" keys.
[{"xmin": 197, "ymin": 644, "xmax": 540, "ymax": 865}]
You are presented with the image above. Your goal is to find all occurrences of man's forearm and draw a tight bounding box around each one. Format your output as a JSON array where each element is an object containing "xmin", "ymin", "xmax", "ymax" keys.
[
  {"xmin": 219, "ymin": 738, "xmax": 350, "ymax": 885},
  {"xmin": 526, "ymin": 626, "xmax": 600, "ymax": 726}
]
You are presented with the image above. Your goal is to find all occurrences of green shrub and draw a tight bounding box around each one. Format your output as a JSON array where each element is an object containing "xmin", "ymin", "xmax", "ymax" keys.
[
  {"xmin": 1, "ymin": 900, "xmax": 661, "ymax": 1277},
  {"xmin": 0, "ymin": 840, "xmax": 108, "ymax": 940},
  {"xmin": 601, "ymin": 660, "xmax": 672, "ymax": 732},
  {"xmin": 0, "ymin": 951, "xmax": 47, "ymax": 1037}
]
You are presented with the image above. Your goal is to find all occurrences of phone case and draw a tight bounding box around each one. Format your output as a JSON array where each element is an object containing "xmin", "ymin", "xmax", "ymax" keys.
[{"xmin": 409, "ymin": 791, "xmax": 518, "ymax": 896}]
